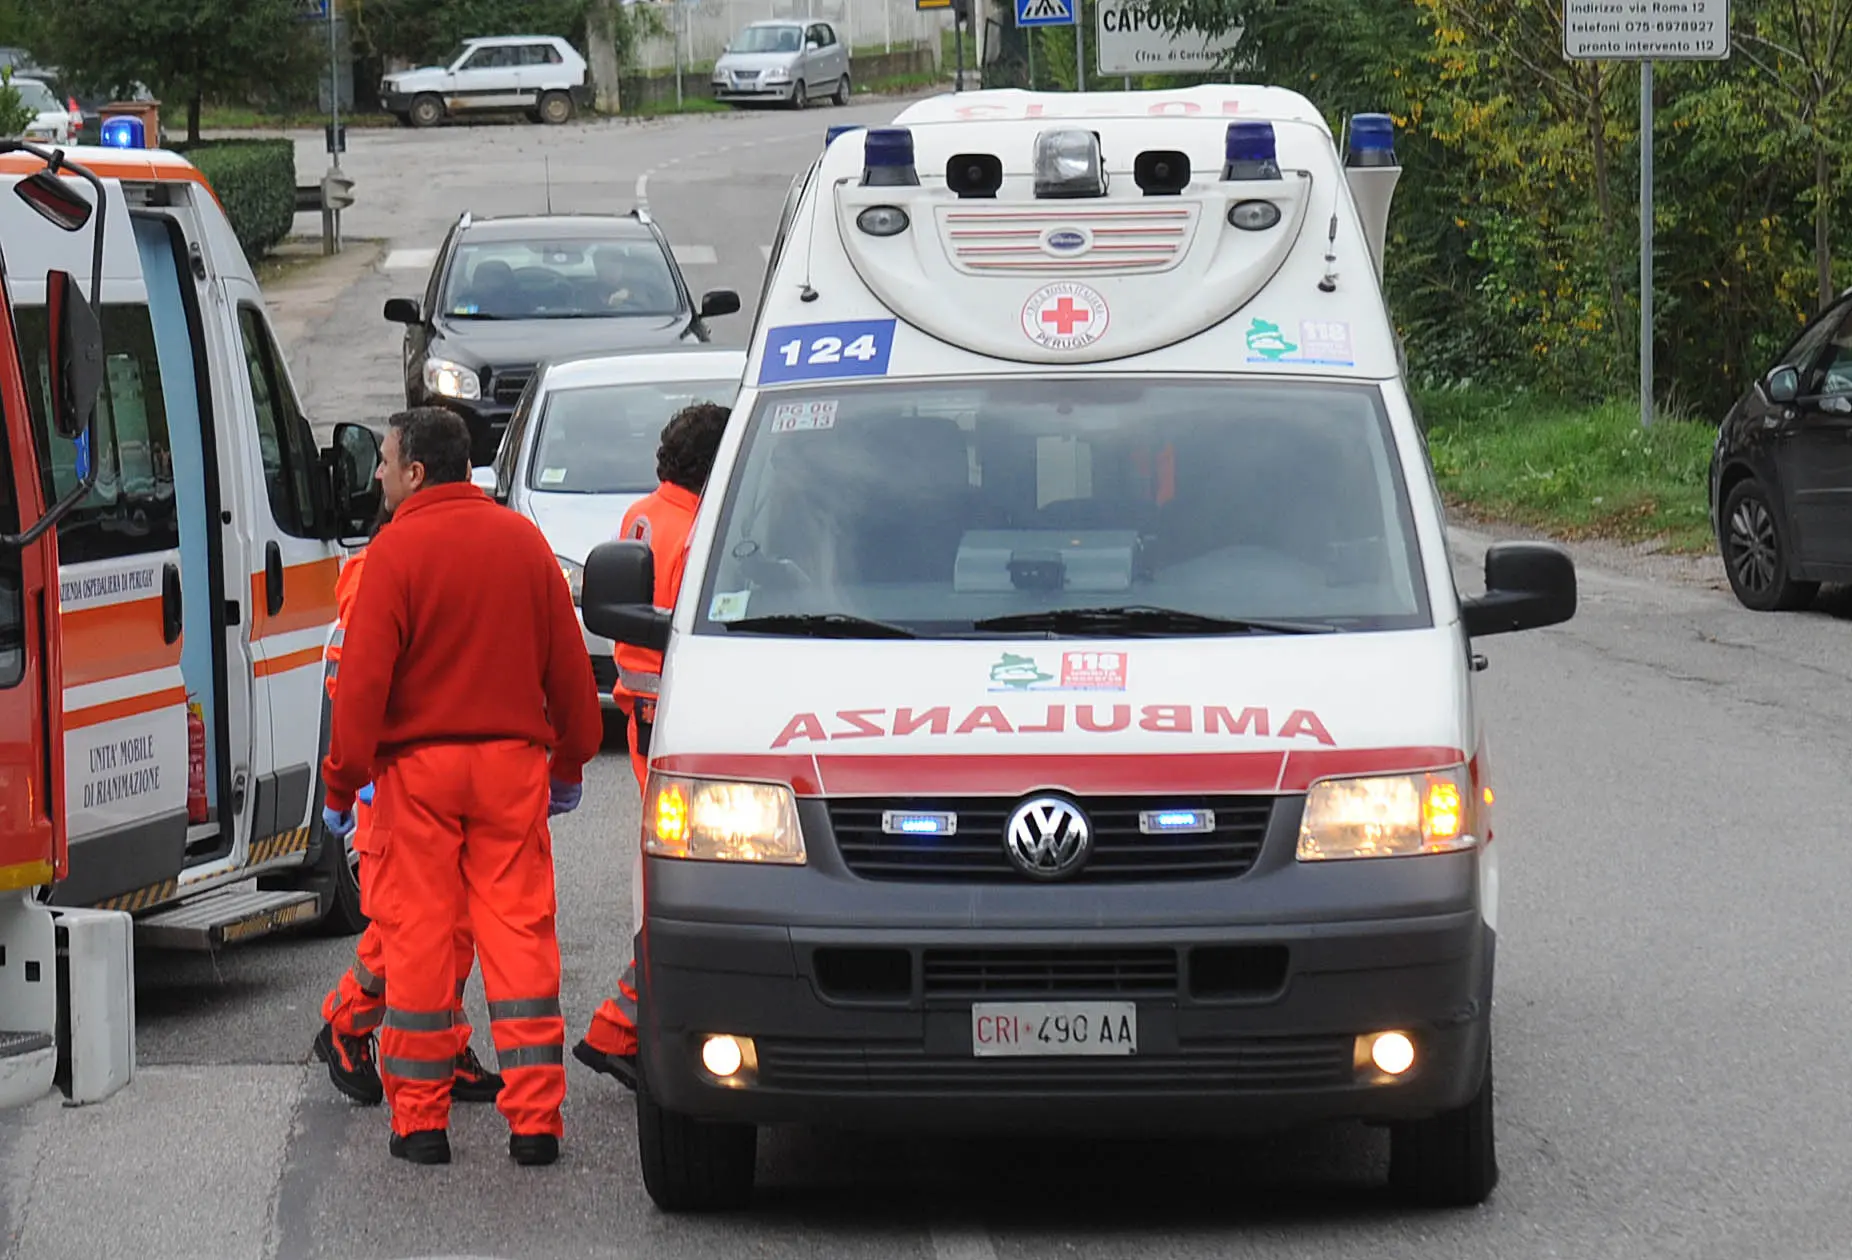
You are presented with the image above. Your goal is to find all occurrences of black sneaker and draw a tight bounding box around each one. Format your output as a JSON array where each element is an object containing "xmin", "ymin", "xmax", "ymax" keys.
[
  {"xmin": 313, "ymin": 1023, "xmax": 384, "ymax": 1106},
  {"xmin": 510, "ymin": 1133, "xmax": 559, "ymax": 1166},
  {"xmin": 572, "ymin": 1039, "xmax": 637, "ymax": 1091},
  {"xmin": 452, "ymin": 1044, "xmax": 505, "ymax": 1103},
  {"xmin": 389, "ymin": 1129, "xmax": 452, "ymax": 1165}
]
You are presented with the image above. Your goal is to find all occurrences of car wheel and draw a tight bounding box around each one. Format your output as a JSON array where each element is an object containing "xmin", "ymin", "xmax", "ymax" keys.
[
  {"xmin": 833, "ymin": 75, "xmax": 850, "ymax": 105},
  {"xmin": 1721, "ymin": 478, "xmax": 1818, "ymax": 611},
  {"xmin": 636, "ymin": 1069, "xmax": 757, "ymax": 1211},
  {"xmin": 539, "ymin": 91, "xmax": 574, "ymax": 125},
  {"xmin": 1388, "ymin": 1039, "xmax": 1497, "ymax": 1208},
  {"xmin": 410, "ymin": 94, "xmax": 444, "ymax": 128},
  {"xmin": 791, "ymin": 81, "xmax": 807, "ymax": 110}
]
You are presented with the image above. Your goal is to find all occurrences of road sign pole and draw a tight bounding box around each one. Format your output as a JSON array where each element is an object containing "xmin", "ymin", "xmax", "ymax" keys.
[
  {"xmin": 955, "ymin": 11, "xmax": 965, "ymax": 90},
  {"xmin": 1640, "ymin": 58, "xmax": 1654, "ymax": 429},
  {"xmin": 326, "ymin": 0, "xmax": 342, "ymax": 254},
  {"xmin": 1075, "ymin": 0, "xmax": 1085, "ymax": 90}
]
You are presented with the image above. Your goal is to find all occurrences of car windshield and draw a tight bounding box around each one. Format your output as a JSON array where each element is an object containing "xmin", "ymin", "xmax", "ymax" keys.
[
  {"xmin": 442, "ymin": 238, "xmax": 682, "ymax": 320},
  {"xmin": 695, "ymin": 378, "xmax": 1431, "ymax": 638},
  {"xmin": 733, "ymin": 24, "xmax": 803, "ymax": 52},
  {"xmin": 14, "ymin": 80, "xmax": 58, "ymax": 112},
  {"xmin": 527, "ymin": 377, "xmax": 741, "ymax": 494}
]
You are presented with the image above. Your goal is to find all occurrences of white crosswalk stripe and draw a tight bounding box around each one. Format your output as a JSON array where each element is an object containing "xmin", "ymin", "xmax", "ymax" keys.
[
  {"xmin": 382, "ymin": 248, "xmax": 437, "ymax": 271},
  {"xmin": 672, "ymin": 244, "xmax": 718, "ymax": 266},
  {"xmin": 760, "ymin": 244, "xmax": 774, "ymax": 261}
]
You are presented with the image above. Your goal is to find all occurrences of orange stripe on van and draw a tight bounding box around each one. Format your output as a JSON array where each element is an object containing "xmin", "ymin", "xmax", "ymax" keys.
[
  {"xmin": 61, "ymin": 597, "xmax": 181, "ymax": 688},
  {"xmin": 0, "ymin": 149, "xmax": 223, "ymax": 208},
  {"xmin": 255, "ymin": 645, "xmax": 326, "ymax": 678},
  {"xmin": 66, "ymin": 685, "xmax": 187, "ymax": 731},
  {"xmin": 249, "ymin": 558, "xmax": 341, "ymax": 641}
]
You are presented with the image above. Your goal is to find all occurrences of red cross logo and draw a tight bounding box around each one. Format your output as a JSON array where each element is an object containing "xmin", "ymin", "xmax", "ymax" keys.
[{"xmin": 1040, "ymin": 297, "xmax": 1091, "ymax": 336}]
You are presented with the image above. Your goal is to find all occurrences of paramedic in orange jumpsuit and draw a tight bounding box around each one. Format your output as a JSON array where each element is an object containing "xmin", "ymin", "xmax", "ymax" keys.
[
  {"xmin": 313, "ymin": 501, "xmax": 504, "ymax": 1108},
  {"xmin": 321, "ymin": 407, "xmax": 603, "ymax": 1167},
  {"xmin": 572, "ymin": 402, "xmax": 731, "ymax": 1091}
]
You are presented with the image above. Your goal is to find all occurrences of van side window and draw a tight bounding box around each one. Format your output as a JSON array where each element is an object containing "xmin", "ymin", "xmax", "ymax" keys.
[
  {"xmin": 15, "ymin": 303, "xmax": 181, "ymax": 566},
  {"xmin": 237, "ymin": 306, "xmax": 321, "ymax": 539},
  {"xmin": 0, "ymin": 405, "xmax": 20, "ymax": 688}
]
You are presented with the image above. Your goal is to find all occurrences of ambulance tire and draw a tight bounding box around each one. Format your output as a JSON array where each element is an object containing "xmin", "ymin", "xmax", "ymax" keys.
[
  {"xmin": 409, "ymin": 94, "xmax": 444, "ymax": 128},
  {"xmin": 539, "ymin": 91, "xmax": 574, "ymax": 125},
  {"xmin": 1387, "ymin": 1039, "xmax": 1497, "ymax": 1208},
  {"xmin": 636, "ymin": 1073, "xmax": 757, "ymax": 1211},
  {"xmin": 311, "ymin": 813, "xmax": 368, "ymax": 937},
  {"xmin": 832, "ymin": 75, "xmax": 850, "ymax": 105}
]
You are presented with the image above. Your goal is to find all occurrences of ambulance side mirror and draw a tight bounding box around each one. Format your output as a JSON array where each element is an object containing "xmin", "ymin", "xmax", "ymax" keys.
[
  {"xmin": 581, "ymin": 540, "xmax": 669, "ymax": 653},
  {"xmin": 1461, "ymin": 542, "xmax": 1576, "ymax": 638},
  {"xmin": 327, "ymin": 422, "xmax": 384, "ymax": 543},
  {"xmin": 45, "ymin": 270, "xmax": 103, "ymax": 442}
]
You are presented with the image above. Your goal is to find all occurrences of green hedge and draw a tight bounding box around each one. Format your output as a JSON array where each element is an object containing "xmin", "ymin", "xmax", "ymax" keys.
[{"xmin": 179, "ymin": 140, "xmax": 296, "ymax": 261}]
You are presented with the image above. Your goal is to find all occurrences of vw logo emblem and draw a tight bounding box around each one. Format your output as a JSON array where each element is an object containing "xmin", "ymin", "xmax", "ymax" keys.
[
  {"xmin": 1004, "ymin": 796, "xmax": 1092, "ymax": 880},
  {"xmin": 1040, "ymin": 227, "xmax": 1091, "ymax": 257}
]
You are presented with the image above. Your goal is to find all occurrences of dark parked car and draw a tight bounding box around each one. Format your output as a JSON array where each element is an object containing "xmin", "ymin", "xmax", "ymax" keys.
[
  {"xmin": 1709, "ymin": 287, "xmax": 1852, "ymax": 611},
  {"xmin": 385, "ymin": 209, "xmax": 742, "ymax": 465}
]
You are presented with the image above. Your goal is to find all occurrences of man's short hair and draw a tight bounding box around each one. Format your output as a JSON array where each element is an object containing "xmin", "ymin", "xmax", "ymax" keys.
[
  {"xmin": 387, "ymin": 407, "xmax": 472, "ymax": 486},
  {"xmin": 656, "ymin": 402, "xmax": 730, "ymax": 493}
]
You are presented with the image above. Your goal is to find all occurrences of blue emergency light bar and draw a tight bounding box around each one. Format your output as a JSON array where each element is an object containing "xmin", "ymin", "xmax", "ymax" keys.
[
  {"xmin": 1139, "ymin": 808, "xmax": 1215, "ymax": 835},
  {"xmin": 1347, "ymin": 113, "xmax": 1397, "ymax": 168},
  {"xmin": 100, "ymin": 116, "xmax": 146, "ymax": 149},
  {"xmin": 861, "ymin": 127, "xmax": 919, "ymax": 187},
  {"xmin": 882, "ymin": 810, "xmax": 956, "ymax": 837},
  {"xmin": 1222, "ymin": 121, "xmax": 1280, "ymax": 181},
  {"xmin": 827, "ymin": 123, "xmax": 865, "ymax": 147}
]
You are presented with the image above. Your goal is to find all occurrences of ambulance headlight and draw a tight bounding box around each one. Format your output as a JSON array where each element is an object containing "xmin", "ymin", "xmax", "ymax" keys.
[
  {"xmin": 423, "ymin": 358, "xmax": 481, "ymax": 401},
  {"xmin": 856, "ymin": 205, "xmax": 910, "ymax": 237},
  {"xmin": 1034, "ymin": 128, "xmax": 1106, "ymax": 198},
  {"xmin": 1228, "ymin": 200, "xmax": 1282, "ymax": 231},
  {"xmin": 1295, "ymin": 767, "xmax": 1478, "ymax": 861},
  {"xmin": 645, "ymin": 775, "xmax": 807, "ymax": 865},
  {"xmin": 555, "ymin": 556, "xmax": 583, "ymax": 606}
]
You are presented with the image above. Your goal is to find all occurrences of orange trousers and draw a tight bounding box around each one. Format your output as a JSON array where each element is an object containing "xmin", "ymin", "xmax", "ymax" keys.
[
  {"xmin": 583, "ymin": 701, "xmax": 646, "ymax": 1058},
  {"xmin": 365, "ymin": 740, "xmax": 566, "ymax": 1138}
]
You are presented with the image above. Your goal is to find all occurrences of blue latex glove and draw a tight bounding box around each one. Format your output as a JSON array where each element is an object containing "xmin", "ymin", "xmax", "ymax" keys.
[
  {"xmin": 547, "ymin": 778, "xmax": 582, "ymax": 817},
  {"xmin": 357, "ymin": 782, "xmax": 375, "ymax": 806},
  {"xmin": 322, "ymin": 804, "xmax": 356, "ymax": 839}
]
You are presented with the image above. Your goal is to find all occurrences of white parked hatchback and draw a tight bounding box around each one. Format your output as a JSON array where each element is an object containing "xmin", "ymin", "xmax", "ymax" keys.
[
  {"xmin": 11, "ymin": 76, "xmax": 76, "ymax": 144},
  {"xmin": 474, "ymin": 348, "xmax": 746, "ymax": 702},
  {"xmin": 380, "ymin": 35, "xmax": 593, "ymax": 127}
]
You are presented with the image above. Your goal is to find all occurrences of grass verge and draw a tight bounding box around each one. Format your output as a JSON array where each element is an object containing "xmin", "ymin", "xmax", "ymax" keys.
[
  {"xmin": 1417, "ymin": 388, "xmax": 1717, "ymax": 553},
  {"xmin": 199, "ymin": 105, "xmax": 398, "ymax": 131},
  {"xmin": 622, "ymin": 95, "xmax": 730, "ymax": 117}
]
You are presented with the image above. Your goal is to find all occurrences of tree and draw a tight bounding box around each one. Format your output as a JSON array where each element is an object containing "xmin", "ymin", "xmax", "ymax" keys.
[
  {"xmin": 23, "ymin": 0, "xmax": 315, "ymax": 144},
  {"xmin": 0, "ymin": 67, "xmax": 36, "ymax": 138},
  {"xmin": 349, "ymin": 0, "xmax": 592, "ymax": 66}
]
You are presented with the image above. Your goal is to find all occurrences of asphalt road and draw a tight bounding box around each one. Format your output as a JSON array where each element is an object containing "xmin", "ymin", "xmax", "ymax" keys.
[{"xmin": 7, "ymin": 98, "xmax": 1852, "ymax": 1260}]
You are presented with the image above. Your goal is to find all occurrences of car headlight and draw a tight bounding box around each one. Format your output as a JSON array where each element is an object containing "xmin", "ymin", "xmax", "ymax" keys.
[
  {"xmin": 764, "ymin": 67, "xmax": 790, "ymax": 82},
  {"xmin": 423, "ymin": 358, "xmax": 481, "ymax": 401},
  {"xmin": 556, "ymin": 555, "xmax": 583, "ymax": 605},
  {"xmin": 1296, "ymin": 767, "xmax": 1480, "ymax": 861},
  {"xmin": 645, "ymin": 774, "xmax": 806, "ymax": 865}
]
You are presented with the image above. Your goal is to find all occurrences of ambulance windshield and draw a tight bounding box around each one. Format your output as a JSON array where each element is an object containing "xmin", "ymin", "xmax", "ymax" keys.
[{"xmin": 696, "ymin": 379, "xmax": 1430, "ymax": 638}]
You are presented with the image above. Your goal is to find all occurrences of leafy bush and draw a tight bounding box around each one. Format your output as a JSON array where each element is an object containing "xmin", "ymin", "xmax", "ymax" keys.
[
  {"xmin": 181, "ymin": 140, "xmax": 296, "ymax": 260},
  {"xmin": 0, "ymin": 67, "xmax": 37, "ymax": 138}
]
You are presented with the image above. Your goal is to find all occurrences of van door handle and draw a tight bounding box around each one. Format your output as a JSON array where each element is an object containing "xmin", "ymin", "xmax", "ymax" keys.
[
  {"xmin": 161, "ymin": 562, "xmax": 182, "ymax": 645},
  {"xmin": 265, "ymin": 542, "xmax": 285, "ymax": 617}
]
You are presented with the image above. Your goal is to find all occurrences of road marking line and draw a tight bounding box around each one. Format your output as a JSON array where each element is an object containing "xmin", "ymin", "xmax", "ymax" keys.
[
  {"xmin": 930, "ymin": 1227, "xmax": 998, "ymax": 1260},
  {"xmin": 635, "ymin": 171, "xmax": 650, "ymax": 210},
  {"xmin": 672, "ymin": 244, "xmax": 718, "ymax": 265},
  {"xmin": 382, "ymin": 248, "xmax": 437, "ymax": 271}
]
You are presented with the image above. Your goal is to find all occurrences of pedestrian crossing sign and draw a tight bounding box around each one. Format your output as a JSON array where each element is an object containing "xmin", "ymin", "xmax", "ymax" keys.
[
  {"xmin": 916, "ymin": 0, "xmax": 952, "ymax": 9},
  {"xmin": 1015, "ymin": 0, "xmax": 1075, "ymax": 26}
]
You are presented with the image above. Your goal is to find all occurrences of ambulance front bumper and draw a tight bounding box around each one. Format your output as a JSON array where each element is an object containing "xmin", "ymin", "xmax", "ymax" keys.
[{"xmin": 636, "ymin": 801, "xmax": 1493, "ymax": 1135}]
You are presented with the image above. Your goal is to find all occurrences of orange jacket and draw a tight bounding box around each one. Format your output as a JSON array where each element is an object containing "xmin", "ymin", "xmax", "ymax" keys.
[
  {"xmin": 612, "ymin": 481, "xmax": 699, "ymax": 707},
  {"xmin": 323, "ymin": 547, "xmax": 369, "ymax": 702},
  {"xmin": 322, "ymin": 482, "xmax": 603, "ymax": 811}
]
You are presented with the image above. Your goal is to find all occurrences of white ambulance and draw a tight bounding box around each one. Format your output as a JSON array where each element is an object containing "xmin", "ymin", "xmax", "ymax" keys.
[
  {"xmin": 579, "ymin": 85, "xmax": 1578, "ymax": 1211},
  {"xmin": 0, "ymin": 138, "xmax": 385, "ymax": 950}
]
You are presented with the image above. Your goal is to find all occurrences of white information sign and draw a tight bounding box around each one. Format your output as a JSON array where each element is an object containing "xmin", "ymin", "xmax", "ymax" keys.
[
  {"xmin": 1562, "ymin": 0, "xmax": 1731, "ymax": 60},
  {"xmin": 1094, "ymin": 0, "xmax": 1242, "ymax": 75}
]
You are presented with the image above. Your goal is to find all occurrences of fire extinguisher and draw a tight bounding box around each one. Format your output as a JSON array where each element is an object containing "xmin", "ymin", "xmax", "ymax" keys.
[{"xmin": 186, "ymin": 697, "xmax": 207, "ymax": 824}]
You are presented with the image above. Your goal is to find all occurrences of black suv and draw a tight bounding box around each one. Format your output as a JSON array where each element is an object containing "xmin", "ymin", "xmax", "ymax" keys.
[
  {"xmin": 1708, "ymin": 287, "xmax": 1852, "ymax": 611},
  {"xmin": 386, "ymin": 210, "xmax": 741, "ymax": 465}
]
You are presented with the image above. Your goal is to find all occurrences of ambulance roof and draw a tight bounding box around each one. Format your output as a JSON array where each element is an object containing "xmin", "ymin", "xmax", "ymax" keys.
[
  {"xmin": 889, "ymin": 85, "xmax": 1333, "ymax": 131},
  {"xmin": 0, "ymin": 145, "xmax": 218, "ymax": 203}
]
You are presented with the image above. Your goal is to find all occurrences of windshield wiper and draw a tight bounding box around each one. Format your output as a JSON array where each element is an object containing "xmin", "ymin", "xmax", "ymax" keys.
[
  {"xmin": 970, "ymin": 605, "xmax": 1336, "ymax": 636},
  {"xmin": 722, "ymin": 613, "xmax": 917, "ymax": 639}
]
